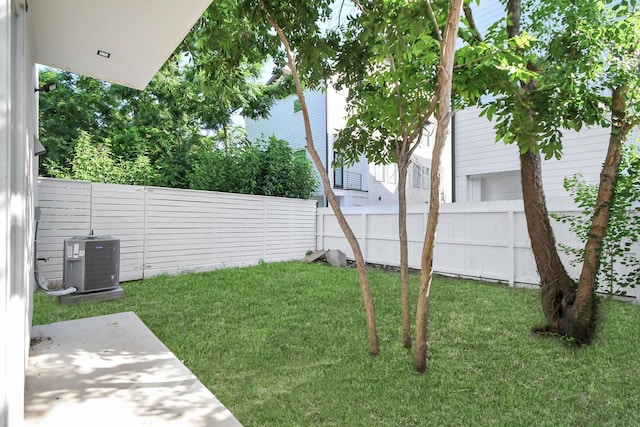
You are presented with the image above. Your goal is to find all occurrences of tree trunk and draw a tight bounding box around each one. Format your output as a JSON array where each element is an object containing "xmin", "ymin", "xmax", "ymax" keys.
[
  {"xmin": 266, "ymin": 14, "xmax": 379, "ymax": 355},
  {"xmin": 507, "ymin": 0, "xmax": 635, "ymax": 341},
  {"xmin": 398, "ymin": 160, "xmax": 412, "ymax": 349},
  {"xmin": 570, "ymin": 86, "xmax": 631, "ymax": 343},
  {"xmin": 505, "ymin": 0, "xmax": 577, "ymax": 336},
  {"xmin": 414, "ymin": 0, "xmax": 463, "ymax": 373},
  {"xmin": 520, "ymin": 150, "xmax": 577, "ymax": 334}
]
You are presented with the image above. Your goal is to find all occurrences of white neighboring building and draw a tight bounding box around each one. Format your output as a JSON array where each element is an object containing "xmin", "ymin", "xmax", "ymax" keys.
[
  {"xmin": 247, "ymin": 0, "xmax": 616, "ymax": 209},
  {"xmin": 453, "ymin": 107, "xmax": 613, "ymax": 203},
  {"xmin": 453, "ymin": 0, "xmax": 618, "ymax": 203},
  {"xmin": 245, "ymin": 84, "xmax": 453, "ymax": 207}
]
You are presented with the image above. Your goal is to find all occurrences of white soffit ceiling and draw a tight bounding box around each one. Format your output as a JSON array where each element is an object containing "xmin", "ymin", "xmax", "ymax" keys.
[{"xmin": 30, "ymin": 0, "xmax": 213, "ymax": 90}]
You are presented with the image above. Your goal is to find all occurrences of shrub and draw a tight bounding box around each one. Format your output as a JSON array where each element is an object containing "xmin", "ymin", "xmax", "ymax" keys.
[{"xmin": 553, "ymin": 144, "xmax": 640, "ymax": 296}]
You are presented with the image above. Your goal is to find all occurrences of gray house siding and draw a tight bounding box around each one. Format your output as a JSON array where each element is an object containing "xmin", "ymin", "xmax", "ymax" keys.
[{"xmin": 246, "ymin": 91, "xmax": 328, "ymax": 173}]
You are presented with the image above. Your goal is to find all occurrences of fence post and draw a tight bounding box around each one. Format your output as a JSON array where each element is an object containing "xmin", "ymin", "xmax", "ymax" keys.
[
  {"xmin": 142, "ymin": 187, "xmax": 149, "ymax": 279},
  {"xmin": 263, "ymin": 197, "xmax": 268, "ymax": 258},
  {"xmin": 89, "ymin": 182, "xmax": 94, "ymax": 235},
  {"xmin": 361, "ymin": 213, "xmax": 368, "ymax": 262},
  {"xmin": 508, "ymin": 208, "xmax": 515, "ymax": 287},
  {"xmin": 317, "ymin": 212, "xmax": 324, "ymax": 250}
]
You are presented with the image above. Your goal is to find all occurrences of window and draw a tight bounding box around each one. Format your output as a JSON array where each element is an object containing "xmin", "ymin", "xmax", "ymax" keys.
[
  {"xmin": 413, "ymin": 164, "xmax": 429, "ymax": 189},
  {"xmin": 333, "ymin": 151, "xmax": 344, "ymax": 188},
  {"xmin": 386, "ymin": 164, "xmax": 397, "ymax": 184},
  {"xmin": 374, "ymin": 164, "xmax": 385, "ymax": 182},
  {"xmin": 421, "ymin": 122, "xmax": 435, "ymax": 147}
]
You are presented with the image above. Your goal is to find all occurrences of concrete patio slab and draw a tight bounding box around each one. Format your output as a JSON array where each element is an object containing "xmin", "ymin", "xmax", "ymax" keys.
[{"xmin": 25, "ymin": 312, "xmax": 242, "ymax": 427}]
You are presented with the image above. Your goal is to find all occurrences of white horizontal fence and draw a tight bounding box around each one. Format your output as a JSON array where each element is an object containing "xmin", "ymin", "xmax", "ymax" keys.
[
  {"xmin": 37, "ymin": 178, "xmax": 638, "ymax": 298},
  {"xmin": 37, "ymin": 178, "xmax": 317, "ymax": 282},
  {"xmin": 317, "ymin": 201, "xmax": 639, "ymax": 299}
]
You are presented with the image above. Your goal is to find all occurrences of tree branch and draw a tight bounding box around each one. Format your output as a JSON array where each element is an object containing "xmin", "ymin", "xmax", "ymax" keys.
[
  {"xmin": 463, "ymin": 3, "xmax": 483, "ymax": 42},
  {"xmin": 424, "ymin": 0, "xmax": 442, "ymax": 42},
  {"xmin": 262, "ymin": 2, "xmax": 380, "ymax": 355},
  {"xmin": 408, "ymin": 93, "xmax": 438, "ymax": 144}
]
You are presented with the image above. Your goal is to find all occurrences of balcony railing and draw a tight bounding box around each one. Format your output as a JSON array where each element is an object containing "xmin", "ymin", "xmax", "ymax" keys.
[{"xmin": 334, "ymin": 169, "xmax": 363, "ymax": 191}]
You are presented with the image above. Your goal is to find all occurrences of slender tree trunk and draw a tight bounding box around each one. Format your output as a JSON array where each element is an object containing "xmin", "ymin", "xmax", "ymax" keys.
[
  {"xmin": 570, "ymin": 86, "xmax": 632, "ymax": 343},
  {"xmin": 223, "ymin": 125, "xmax": 230, "ymax": 154},
  {"xmin": 398, "ymin": 160, "xmax": 412, "ymax": 349},
  {"xmin": 414, "ymin": 0, "xmax": 463, "ymax": 373},
  {"xmin": 266, "ymin": 13, "xmax": 379, "ymax": 355},
  {"xmin": 388, "ymin": 38, "xmax": 414, "ymax": 350}
]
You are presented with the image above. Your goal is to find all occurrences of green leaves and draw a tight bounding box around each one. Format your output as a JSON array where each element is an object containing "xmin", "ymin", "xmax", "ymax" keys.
[
  {"xmin": 553, "ymin": 143, "xmax": 640, "ymax": 295},
  {"xmin": 460, "ymin": 0, "xmax": 640, "ymax": 157},
  {"xmin": 187, "ymin": 136, "xmax": 317, "ymax": 199},
  {"xmin": 334, "ymin": 1, "xmax": 446, "ymax": 166},
  {"xmin": 59, "ymin": 131, "xmax": 158, "ymax": 186},
  {"xmin": 38, "ymin": 69, "xmax": 115, "ymax": 172}
]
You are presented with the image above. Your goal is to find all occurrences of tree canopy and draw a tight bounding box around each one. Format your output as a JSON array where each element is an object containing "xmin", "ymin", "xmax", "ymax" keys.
[
  {"xmin": 38, "ymin": 41, "xmax": 315, "ymax": 198},
  {"xmin": 457, "ymin": 0, "xmax": 640, "ymax": 158},
  {"xmin": 458, "ymin": 0, "xmax": 640, "ymax": 342}
]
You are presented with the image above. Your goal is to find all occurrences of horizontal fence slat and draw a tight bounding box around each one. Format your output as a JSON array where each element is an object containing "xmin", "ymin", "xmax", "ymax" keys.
[{"xmin": 37, "ymin": 178, "xmax": 318, "ymax": 283}]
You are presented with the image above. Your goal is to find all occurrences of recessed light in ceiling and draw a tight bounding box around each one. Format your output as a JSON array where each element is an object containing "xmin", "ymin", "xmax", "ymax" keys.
[{"xmin": 97, "ymin": 50, "xmax": 111, "ymax": 59}]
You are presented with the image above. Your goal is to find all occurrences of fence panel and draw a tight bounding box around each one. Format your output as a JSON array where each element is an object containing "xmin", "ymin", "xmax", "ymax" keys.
[
  {"xmin": 37, "ymin": 179, "xmax": 318, "ymax": 281},
  {"xmin": 143, "ymin": 187, "xmax": 218, "ymax": 277},
  {"xmin": 316, "ymin": 201, "xmax": 640, "ymax": 300},
  {"xmin": 142, "ymin": 188, "xmax": 319, "ymax": 277},
  {"xmin": 37, "ymin": 178, "xmax": 637, "ymax": 300},
  {"xmin": 90, "ymin": 183, "xmax": 145, "ymax": 281},
  {"xmin": 36, "ymin": 179, "xmax": 92, "ymax": 282},
  {"xmin": 264, "ymin": 197, "xmax": 317, "ymax": 261}
]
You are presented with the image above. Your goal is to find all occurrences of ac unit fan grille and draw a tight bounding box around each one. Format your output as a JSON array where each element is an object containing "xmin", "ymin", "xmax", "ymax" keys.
[{"xmin": 84, "ymin": 240, "xmax": 119, "ymax": 291}]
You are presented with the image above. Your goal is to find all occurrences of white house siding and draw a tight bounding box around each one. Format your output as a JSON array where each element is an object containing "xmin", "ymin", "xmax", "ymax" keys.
[
  {"xmin": 366, "ymin": 152, "xmax": 433, "ymax": 206},
  {"xmin": 454, "ymin": 106, "xmax": 612, "ymax": 203},
  {"xmin": 1, "ymin": 1, "xmax": 38, "ymax": 424},
  {"xmin": 349, "ymin": 123, "xmax": 452, "ymax": 207},
  {"xmin": 326, "ymin": 84, "xmax": 348, "ymax": 137},
  {"xmin": 454, "ymin": 107, "xmax": 521, "ymax": 202},
  {"xmin": 329, "ymin": 86, "xmax": 453, "ymax": 206},
  {"xmin": 400, "ymin": 125, "xmax": 452, "ymax": 206},
  {"xmin": 454, "ymin": 1, "xmax": 516, "ymax": 203},
  {"xmin": 540, "ymin": 126, "xmax": 612, "ymax": 200},
  {"xmin": 454, "ymin": 1, "xmax": 618, "ymax": 203},
  {"xmin": 326, "ymin": 84, "xmax": 370, "ymax": 200},
  {"xmin": 454, "ymin": 108, "xmax": 521, "ymax": 177},
  {"xmin": 245, "ymin": 90, "xmax": 328, "ymax": 183},
  {"xmin": 480, "ymin": 171, "xmax": 522, "ymax": 201},
  {"xmin": 246, "ymin": 86, "xmax": 451, "ymax": 207}
]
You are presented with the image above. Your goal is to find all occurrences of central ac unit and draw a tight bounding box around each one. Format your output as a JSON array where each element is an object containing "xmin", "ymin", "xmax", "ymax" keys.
[{"xmin": 63, "ymin": 236, "xmax": 120, "ymax": 293}]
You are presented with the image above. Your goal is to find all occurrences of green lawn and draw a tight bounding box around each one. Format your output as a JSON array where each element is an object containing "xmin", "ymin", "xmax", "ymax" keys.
[{"xmin": 33, "ymin": 262, "xmax": 640, "ymax": 426}]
